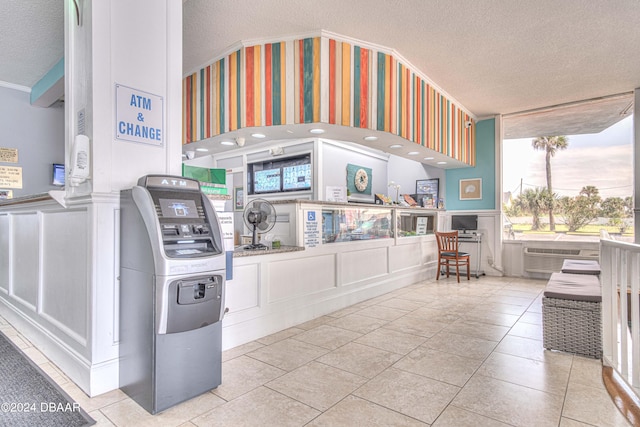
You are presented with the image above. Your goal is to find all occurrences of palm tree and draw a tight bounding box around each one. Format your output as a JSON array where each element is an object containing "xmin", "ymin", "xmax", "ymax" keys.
[
  {"xmin": 514, "ymin": 188, "xmax": 552, "ymax": 231},
  {"xmin": 532, "ymin": 136, "xmax": 569, "ymax": 231}
]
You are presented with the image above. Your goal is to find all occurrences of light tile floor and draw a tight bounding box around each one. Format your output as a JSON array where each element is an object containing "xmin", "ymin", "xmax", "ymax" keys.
[{"xmin": 0, "ymin": 276, "xmax": 632, "ymax": 426}]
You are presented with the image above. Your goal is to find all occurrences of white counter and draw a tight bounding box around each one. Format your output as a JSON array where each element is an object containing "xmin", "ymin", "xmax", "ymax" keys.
[{"xmin": 221, "ymin": 199, "xmax": 441, "ymax": 349}]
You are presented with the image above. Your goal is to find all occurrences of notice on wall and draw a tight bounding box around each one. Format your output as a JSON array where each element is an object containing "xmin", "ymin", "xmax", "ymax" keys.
[
  {"xmin": 217, "ymin": 211, "xmax": 235, "ymax": 251},
  {"xmin": 416, "ymin": 217, "xmax": 428, "ymax": 235},
  {"xmin": 303, "ymin": 209, "xmax": 321, "ymax": 248},
  {"xmin": 0, "ymin": 166, "xmax": 22, "ymax": 189},
  {"xmin": 115, "ymin": 84, "xmax": 164, "ymax": 146},
  {"xmin": 0, "ymin": 148, "xmax": 18, "ymax": 163}
]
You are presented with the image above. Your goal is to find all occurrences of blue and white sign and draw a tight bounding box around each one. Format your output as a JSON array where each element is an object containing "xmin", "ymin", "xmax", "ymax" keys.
[
  {"xmin": 304, "ymin": 209, "xmax": 321, "ymax": 248},
  {"xmin": 115, "ymin": 84, "xmax": 164, "ymax": 146}
]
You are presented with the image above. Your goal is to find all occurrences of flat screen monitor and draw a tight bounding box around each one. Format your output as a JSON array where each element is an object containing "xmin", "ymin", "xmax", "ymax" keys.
[
  {"xmin": 451, "ymin": 215, "xmax": 478, "ymax": 233},
  {"xmin": 283, "ymin": 163, "xmax": 311, "ymax": 191},
  {"xmin": 253, "ymin": 168, "xmax": 282, "ymax": 193},
  {"xmin": 52, "ymin": 163, "xmax": 65, "ymax": 186}
]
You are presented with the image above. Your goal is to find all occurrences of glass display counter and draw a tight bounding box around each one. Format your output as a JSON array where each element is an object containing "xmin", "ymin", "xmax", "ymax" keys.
[
  {"xmin": 313, "ymin": 204, "xmax": 437, "ymax": 244},
  {"xmin": 396, "ymin": 210, "xmax": 436, "ymax": 237},
  {"xmin": 321, "ymin": 206, "xmax": 392, "ymax": 243}
]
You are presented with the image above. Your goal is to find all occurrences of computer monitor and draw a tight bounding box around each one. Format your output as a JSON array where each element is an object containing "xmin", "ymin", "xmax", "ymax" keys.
[
  {"xmin": 451, "ymin": 215, "xmax": 478, "ymax": 233},
  {"xmin": 52, "ymin": 163, "xmax": 65, "ymax": 186}
]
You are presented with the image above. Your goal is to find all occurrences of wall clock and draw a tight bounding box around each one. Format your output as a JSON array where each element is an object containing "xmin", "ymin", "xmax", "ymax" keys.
[{"xmin": 354, "ymin": 168, "xmax": 368, "ymax": 192}]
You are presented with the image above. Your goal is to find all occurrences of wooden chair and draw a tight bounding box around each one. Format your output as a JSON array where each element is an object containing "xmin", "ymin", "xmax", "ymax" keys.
[{"xmin": 435, "ymin": 231, "xmax": 470, "ymax": 283}]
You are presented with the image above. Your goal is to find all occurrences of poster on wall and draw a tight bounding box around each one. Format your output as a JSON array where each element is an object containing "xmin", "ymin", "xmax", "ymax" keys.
[
  {"xmin": 459, "ymin": 178, "xmax": 482, "ymax": 200},
  {"xmin": 346, "ymin": 163, "xmax": 373, "ymax": 202}
]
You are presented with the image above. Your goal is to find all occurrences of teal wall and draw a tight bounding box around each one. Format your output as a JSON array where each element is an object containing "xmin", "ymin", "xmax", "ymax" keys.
[{"xmin": 445, "ymin": 118, "xmax": 496, "ymax": 210}]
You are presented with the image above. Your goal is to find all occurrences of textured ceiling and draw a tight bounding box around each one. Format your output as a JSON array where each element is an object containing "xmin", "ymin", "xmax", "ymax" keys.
[
  {"xmin": 183, "ymin": 0, "xmax": 640, "ymax": 119},
  {"xmin": 2, "ymin": 1, "xmax": 639, "ymax": 139},
  {"xmin": 0, "ymin": 0, "xmax": 64, "ymax": 89}
]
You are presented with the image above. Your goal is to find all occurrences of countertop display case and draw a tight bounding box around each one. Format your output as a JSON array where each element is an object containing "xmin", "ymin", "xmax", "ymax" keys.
[{"xmin": 267, "ymin": 199, "xmax": 439, "ymax": 247}]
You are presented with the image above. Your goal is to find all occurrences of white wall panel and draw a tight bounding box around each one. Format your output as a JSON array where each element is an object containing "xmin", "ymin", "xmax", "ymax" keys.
[
  {"xmin": 341, "ymin": 247, "xmax": 388, "ymax": 285},
  {"xmin": 226, "ymin": 263, "xmax": 260, "ymax": 312},
  {"xmin": 10, "ymin": 213, "xmax": 39, "ymax": 309},
  {"xmin": 389, "ymin": 243, "xmax": 422, "ymax": 273},
  {"xmin": 41, "ymin": 210, "xmax": 88, "ymax": 344},
  {"xmin": 268, "ymin": 254, "xmax": 336, "ymax": 302},
  {"xmin": 0, "ymin": 215, "xmax": 9, "ymax": 292}
]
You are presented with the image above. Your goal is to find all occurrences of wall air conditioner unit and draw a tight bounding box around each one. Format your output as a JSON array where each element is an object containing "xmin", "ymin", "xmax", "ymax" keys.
[{"xmin": 523, "ymin": 247, "xmax": 599, "ymax": 279}]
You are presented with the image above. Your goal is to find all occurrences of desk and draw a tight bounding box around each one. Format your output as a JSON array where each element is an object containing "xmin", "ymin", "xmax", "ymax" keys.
[{"xmin": 458, "ymin": 233, "xmax": 483, "ymax": 278}]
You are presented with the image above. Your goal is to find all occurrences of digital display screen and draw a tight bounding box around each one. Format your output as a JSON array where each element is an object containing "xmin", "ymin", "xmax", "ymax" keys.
[
  {"xmin": 159, "ymin": 198, "xmax": 199, "ymax": 218},
  {"xmin": 254, "ymin": 168, "xmax": 281, "ymax": 193},
  {"xmin": 52, "ymin": 163, "xmax": 65, "ymax": 186},
  {"xmin": 283, "ymin": 164, "xmax": 311, "ymax": 190}
]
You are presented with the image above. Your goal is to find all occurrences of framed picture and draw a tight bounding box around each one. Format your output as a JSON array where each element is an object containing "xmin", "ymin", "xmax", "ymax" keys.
[
  {"xmin": 459, "ymin": 178, "xmax": 482, "ymax": 200},
  {"xmin": 234, "ymin": 187, "xmax": 244, "ymax": 211},
  {"xmin": 416, "ymin": 178, "xmax": 439, "ymax": 206}
]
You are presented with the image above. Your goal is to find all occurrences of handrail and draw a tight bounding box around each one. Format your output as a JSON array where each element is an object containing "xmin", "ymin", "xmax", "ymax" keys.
[{"xmin": 600, "ymin": 235, "xmax": 640, "ymax": 400}]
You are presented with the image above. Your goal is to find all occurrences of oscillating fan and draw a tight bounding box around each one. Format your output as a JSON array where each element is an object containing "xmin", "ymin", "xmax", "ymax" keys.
[{"xmin": 243, "ymin": 198, "xmax": 276, "ymax": 250}]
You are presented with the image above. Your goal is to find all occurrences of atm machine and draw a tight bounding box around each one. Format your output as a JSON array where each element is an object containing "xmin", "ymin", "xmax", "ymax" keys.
[{"xmin": 119, "ymin": 175, "xmax": 226, "ymax": 414}]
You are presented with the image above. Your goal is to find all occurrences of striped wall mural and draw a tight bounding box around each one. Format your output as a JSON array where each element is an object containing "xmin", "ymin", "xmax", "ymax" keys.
[
  {"xmin": 294, "ymin": 37, "xmax": 321, "ymax": 124},
  {"xmin": 328, "ymin": 41, "xmax": 372, "ymax": 128},
  {"xmin": 182, "ymin": 34, "xmax": 475, "ymax": 166},
  {"xmin": 264, "ymin": 42, "xmax": 286, "ymax": 126},
  {"xmin": 182, "ymin": 57, "xmax": 225, "ymax": 143}
]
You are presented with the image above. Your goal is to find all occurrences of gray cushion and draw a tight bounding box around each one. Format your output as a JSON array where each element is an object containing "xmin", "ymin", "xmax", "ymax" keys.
[
  {"xmin": 561, "ymin": 259, "xmax": 601, "ymax": 275},
  {"xmin": 441, "ymin": 251, "xmax": 469, "ymax": 257},
  {"xmin": 544, "ymin": 272, "xmax": 601, "ymax": 302}
]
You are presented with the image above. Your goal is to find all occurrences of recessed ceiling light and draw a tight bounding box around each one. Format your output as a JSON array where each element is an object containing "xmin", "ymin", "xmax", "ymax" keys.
[
  {"xmin": 389, "ymin": 144, "xmax": 403, "ymax": 149},
  {"xmin": 423, "ymin": 157, "xmax": 434, "ymax": 160},
  {"xmin": 309, "ymin": 128, "xmax": 325, "ymax": 134},
  {"xmin": 363, "ymin": 136, "xmax": 378, "ymax": 141},
  {"xmin": 437, "ymin": 161, "xmax": 447, "ymax": 165},
  {"xmin": 195, "ymin": 148, "xmax": 209, "ymax": 152},
  {"xmin": 407, "ymin": 151, "xmax": 419, "ymax": 155},
  {"xmin": 251, "ymin": 133, "xmax": 266, "ymax": 139},
  {"xmin": 220, "ymin": 140, "xmax": 235, "ymax": 146}
]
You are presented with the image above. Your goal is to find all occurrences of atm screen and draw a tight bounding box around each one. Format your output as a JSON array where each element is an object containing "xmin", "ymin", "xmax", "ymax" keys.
[{"xmin": 158, "ymin": 198, "xmax": 199, "ymax": 218}]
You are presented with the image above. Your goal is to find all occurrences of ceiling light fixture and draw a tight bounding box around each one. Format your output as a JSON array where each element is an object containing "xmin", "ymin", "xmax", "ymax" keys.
[
  {"xmin": 195, "ymin": 148, "xmax": 209, "ymax": 152},
  {"xmin": 363, "ymin": 136, "xmax": 378, "ymax": 141},
  {"xmin": 251, "ymin": 133, "xmax": 266, "ymax": 139},
  {"xmin": 436, "ymin": 161, "xmax": 447, "ymax": 165},
  {"xmin": 407, "ymin": 151, "xmax": 419, "ymax": 155},
  {"xmin": 220, "ymin": 140, "xmax": 235, "ymax": 146},
  {"xmin": 423, "ymin": 157, "xmax": 434, "ymax": 160},
  {"xmin": 389, "ymin": 144, "xmax": 403, "ymax": 149},
  {"xmin": 309, "ymin": 128, "xmax": 325, "ymax": 134}
]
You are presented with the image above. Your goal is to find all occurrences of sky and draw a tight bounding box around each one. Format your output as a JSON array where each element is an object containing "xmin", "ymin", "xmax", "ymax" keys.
[{"xmin": 503, "ymin": 115, "xmax": 633, "ymax": 199}]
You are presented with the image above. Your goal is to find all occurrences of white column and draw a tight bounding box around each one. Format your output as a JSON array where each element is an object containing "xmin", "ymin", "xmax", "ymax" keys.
[
  {"xmin": 635, "ymin": 89, "xmax": 640, "ymax": 244},
  {"xmin": 63, "ymin": 0, "xmax": 182, "ymax": 396}
]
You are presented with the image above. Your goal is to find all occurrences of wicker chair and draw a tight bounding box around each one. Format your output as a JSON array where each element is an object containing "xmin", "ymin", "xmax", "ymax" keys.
[{"xmin": 435, "ymin": 231, "xmax": 470, "ymax": 283}]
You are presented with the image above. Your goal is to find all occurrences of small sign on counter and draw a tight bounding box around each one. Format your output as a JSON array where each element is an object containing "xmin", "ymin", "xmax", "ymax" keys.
[{"xmin": 303, "ymin": 209, "xmax": 321, "ymax": 248}]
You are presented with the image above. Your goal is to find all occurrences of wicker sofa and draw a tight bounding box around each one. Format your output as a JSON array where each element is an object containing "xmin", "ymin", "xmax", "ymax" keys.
[{"xmin": 542, "ymin": 271, "xmax": 602, "ymax": 359}]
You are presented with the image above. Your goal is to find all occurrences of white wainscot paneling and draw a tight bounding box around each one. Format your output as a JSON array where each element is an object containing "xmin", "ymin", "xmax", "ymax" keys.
[
  {"xmin": 226, "ymin": 263, "xmax": 260, "ymax": 313},
  {"xmin": 41, "ymin": 210, "xmax": 88, "ymax": 345},
  {"xmin": 11, "ymin": 213, "xmax": 39, "ymax": 310},
  {"xmin": 389, "ymin": 242, "xmax": 422, "ymax": 272},
  {"xmin": 0, "ymin": 215, "xmax": 10, "ymax": 292},
  {"xmin": 340, "ymin": 247, "xmax": 388, "ymax": 286},
  {"xmin": 268, "ymin": 254, "xmax": 336, "ymax": 302}
]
